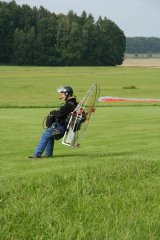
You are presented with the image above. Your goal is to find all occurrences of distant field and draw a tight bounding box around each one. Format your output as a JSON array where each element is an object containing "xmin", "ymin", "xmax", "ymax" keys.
[
  {"xmin": 0, "ymin": 66, "xmax": 160, "ymax": 239},
  {"xmin": 122, "ymin": 58, "xmax": 160, "ymax": 67},
  {"xmin": 0, "ymin": 66, "xmax": 160, "ymax": 107}
]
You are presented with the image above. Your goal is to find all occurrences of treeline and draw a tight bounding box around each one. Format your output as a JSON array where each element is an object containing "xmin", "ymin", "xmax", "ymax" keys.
[
  {"xmin": 126, "ymin": 37, "xmax": 160, "ymax": 54},
  {"xmin": 0, "ymin": 0, "xmax": 126, "ymax": 66}
]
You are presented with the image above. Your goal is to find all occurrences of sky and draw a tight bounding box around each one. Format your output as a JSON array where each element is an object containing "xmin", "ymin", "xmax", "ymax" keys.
[{"xmin": 4, "ymin": 0, "xmax": 160, "ymax": 37}]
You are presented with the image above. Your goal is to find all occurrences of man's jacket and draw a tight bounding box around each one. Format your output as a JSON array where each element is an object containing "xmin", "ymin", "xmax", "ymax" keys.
[{"xmin": 48, "ymin": 97, "xmax": 77, "ymax": 126}]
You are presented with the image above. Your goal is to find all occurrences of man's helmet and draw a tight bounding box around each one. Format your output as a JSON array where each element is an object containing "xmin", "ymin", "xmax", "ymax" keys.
[{"xmin": 57, "ymin": 86, "xmax": 73, "ymax": 97}]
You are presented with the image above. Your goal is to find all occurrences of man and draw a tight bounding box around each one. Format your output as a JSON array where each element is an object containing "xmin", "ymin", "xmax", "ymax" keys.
[{"xmin": 29, "ymin": 86, "xmax": 77, "ymax": 158}]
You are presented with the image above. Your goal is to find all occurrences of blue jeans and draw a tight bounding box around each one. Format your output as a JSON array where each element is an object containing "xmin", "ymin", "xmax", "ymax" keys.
[{"xmin": 33, "ymin": 123, "xmax": 65, "ymax": 157}]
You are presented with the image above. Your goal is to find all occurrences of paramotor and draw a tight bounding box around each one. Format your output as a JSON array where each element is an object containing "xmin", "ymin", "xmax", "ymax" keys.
[{"xmin": 62, "ymin": 83, "xmax": 100, "ymax": 147}]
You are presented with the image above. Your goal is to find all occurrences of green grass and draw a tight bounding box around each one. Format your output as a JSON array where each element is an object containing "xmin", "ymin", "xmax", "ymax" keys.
[
  {"xmin": 0, "ymin": 66, "xmax": 160, "ymax": 107},
  {"xmin": 0, "ymin": 66, "xmax": 160, "ymax": 239}
]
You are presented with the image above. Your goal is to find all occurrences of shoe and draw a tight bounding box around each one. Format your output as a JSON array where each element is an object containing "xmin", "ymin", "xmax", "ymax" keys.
[{"xmin": 28, "ymin": 155, "xmax": 41, "ymax": 158}]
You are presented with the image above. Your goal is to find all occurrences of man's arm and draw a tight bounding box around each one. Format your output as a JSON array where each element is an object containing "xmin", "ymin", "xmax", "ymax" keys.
[{"xmin": 50, "ymin": 103, "xmax": 74, "ymax": 118}]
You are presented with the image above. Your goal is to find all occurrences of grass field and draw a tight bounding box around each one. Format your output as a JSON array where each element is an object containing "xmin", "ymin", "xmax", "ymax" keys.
[
  {"xmin": 1, "ymin": 66, "xmax": 160, "ymax": 107},
  {"xmin": 0, "ymin": 66, "xmax": 160, "ymax": 239}
]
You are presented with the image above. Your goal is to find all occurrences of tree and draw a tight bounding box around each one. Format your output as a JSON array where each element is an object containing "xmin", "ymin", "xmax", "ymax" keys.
[
  {"xmin": 126, "ymin": 37, "xmax": 160, "ymax": 54},
  {"xmin": 35, "ymin": 14, "xmax": 57, "ymax": 65},
  {"xmin": 13, "ymin": 27, "xmax": 36, "ymax": 65},
  {"xmin": 80, "ymin": 13, "xmax": 97, "ymax": 65},
  {"xmin": 0, "ymin": 1, "xmax": 21, "ymax": 63},
  {"xmin": 95, "ymin": 17, "xmax": 126, "ymax": 65},
  {"xmin": 0, "ymin": 1, "xmax": 126, "ymax": 66}
]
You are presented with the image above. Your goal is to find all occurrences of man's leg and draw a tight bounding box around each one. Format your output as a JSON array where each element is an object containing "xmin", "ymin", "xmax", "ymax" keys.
[
  {"xmin": 44, "ymin": 123, "xmax": 65, "ymax": 156},
  {"xmin": 44, "ymin": 137, "xmax": 54, "ymax": 157},
  {"xmin": 33, "ymin": 128, "xmax": 54, "ymax": 157}
]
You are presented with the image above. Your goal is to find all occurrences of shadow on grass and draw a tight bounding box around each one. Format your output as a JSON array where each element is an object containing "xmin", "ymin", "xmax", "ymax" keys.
[{"xmin": 54, "ymin": 151, "xmax": 134, "ymax": 158}]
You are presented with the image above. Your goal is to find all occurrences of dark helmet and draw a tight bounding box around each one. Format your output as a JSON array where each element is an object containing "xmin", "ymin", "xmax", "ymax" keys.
[{"xmin": 57, "ymin": 86, "xmax": 73, "ymax": 97}]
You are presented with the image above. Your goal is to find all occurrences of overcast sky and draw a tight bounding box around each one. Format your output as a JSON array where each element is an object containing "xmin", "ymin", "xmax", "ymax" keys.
[{"xmin": 4, "ymin": 0, "xmax": 160, "ymax": 37}]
